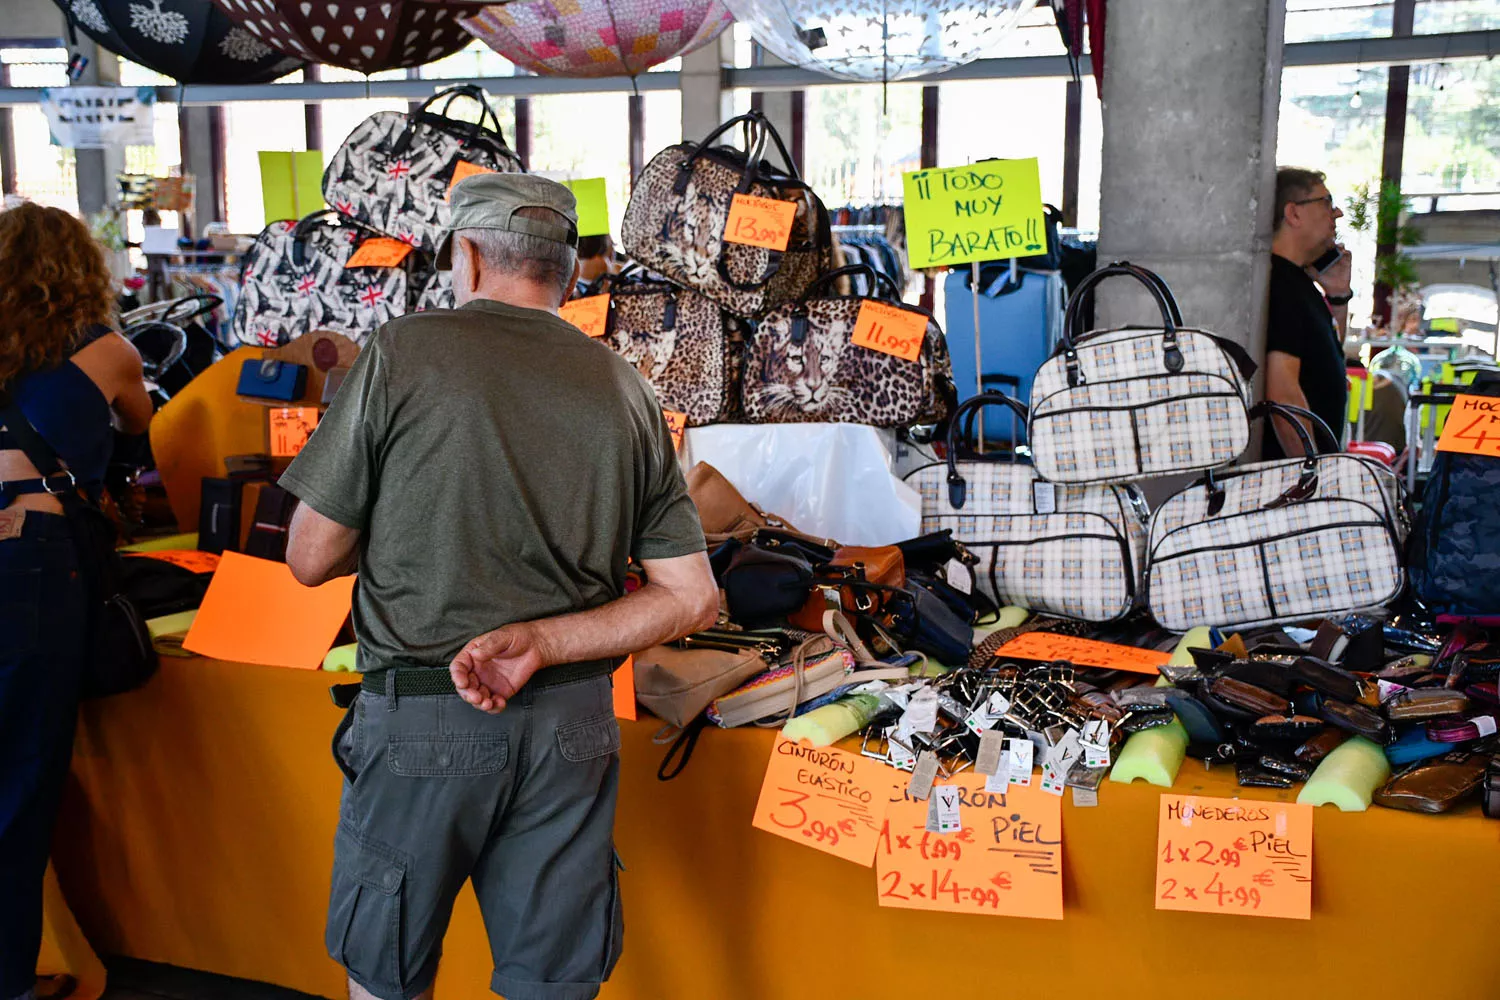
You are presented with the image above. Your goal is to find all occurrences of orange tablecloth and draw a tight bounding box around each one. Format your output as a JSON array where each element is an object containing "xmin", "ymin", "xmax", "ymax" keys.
[{"xmin": 50, "ymin": 656, "xmax": 1500, "ymax": 1000}]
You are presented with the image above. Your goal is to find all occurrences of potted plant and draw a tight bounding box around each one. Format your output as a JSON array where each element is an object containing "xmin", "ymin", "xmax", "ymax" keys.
[{"xmin": 1345, "ymin": 180, "xmax": 1423, "ymax": 327}]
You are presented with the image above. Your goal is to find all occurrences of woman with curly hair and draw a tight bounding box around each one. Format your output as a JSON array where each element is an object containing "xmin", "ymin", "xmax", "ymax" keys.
[{"xmin": 0, "ymin": 202, "xmax": 150, "ymax": 1000}]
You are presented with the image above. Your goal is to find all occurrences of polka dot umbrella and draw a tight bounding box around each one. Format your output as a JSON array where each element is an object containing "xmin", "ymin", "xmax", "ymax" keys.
[
  {"xmin": 53, "ymin": 0, "xmax": 303, "ymax": 83},
  {"xmin": 458, "ymin": 0, "xmax": 733, "ymax": 79},
  {"xmin": 722, "ymin": 0, "xmax": 1037, "ymax": 82},
  {"xmin": 212, "ymin": 0, "xmax": 483, "ymax": 73}
]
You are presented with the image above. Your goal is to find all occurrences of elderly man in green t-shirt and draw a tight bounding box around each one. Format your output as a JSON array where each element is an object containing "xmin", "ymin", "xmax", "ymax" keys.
[{"xmin": 281, "ymin": 173, "xmax": 717, "ymax": 1000}]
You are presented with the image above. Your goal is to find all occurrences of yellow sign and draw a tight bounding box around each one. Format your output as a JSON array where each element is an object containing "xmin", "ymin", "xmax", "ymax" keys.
[
  {"xmin": 902, "ymin": 159, "xmax": 1048, "ymax": 269},
  {"xmin": 559, "ymin": 178, "xmax": 611, "ymax": 238},
  {"xmin": 258, "ymin": 150, "xmax": 325, "ymax": 223},
  {"xmin": 1155, "ymin": 794, "xmax": 1313, "ymax": 920}
]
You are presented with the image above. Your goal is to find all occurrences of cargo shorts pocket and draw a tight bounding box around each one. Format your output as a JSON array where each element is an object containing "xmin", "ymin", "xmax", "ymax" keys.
[
  {"xmin": 326, "ymin": 822, "xmax": 410, "ymax": 997},
  {"xmin": 387, "ymin": 734, "xmax": 508, "ymax": 777},
  {"xmin": 557, "ymin": 713, "xmax": 621, "ymax": 762}
]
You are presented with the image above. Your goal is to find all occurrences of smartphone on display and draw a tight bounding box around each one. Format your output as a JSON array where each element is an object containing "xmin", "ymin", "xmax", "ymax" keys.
[{"xmin": 1311, "ymin": 246, "xmax": 1344, "ymax": 273}]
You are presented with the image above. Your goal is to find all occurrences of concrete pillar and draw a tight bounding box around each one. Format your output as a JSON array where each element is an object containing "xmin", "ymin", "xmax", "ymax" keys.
[
  {"xmin": 72, "ymin": 36, "xmax": 125, "ymax": 218},
  {"xmin": 1095, "ymin": 0, "xmax": 1286, "ymax": 367},
  {"xmin": 679, "ymin": 32, "xmax": 733, "ymax": 142},
  {"xmin": 751, "ymin": 45, "xmax": 797, "ymax": 165},
  {"xmin": 178, "ymin": 105, "xmax": 222, "ymax": 236}
]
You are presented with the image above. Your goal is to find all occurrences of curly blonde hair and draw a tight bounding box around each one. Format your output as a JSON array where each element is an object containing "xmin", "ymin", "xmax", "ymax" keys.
[{"xmin": 0, "ymin": 202, "xmax": 116, "ymax": 387}]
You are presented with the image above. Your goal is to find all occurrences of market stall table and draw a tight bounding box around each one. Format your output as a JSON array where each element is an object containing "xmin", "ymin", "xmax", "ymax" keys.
[{"xmin": 50, "ymin": 655, "xmax": 1500, "ymax": 1000}]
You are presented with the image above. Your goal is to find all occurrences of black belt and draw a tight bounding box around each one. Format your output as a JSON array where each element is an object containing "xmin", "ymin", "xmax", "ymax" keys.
[{"xmin": 345, "ymin": 658, "xmax": 620, "ymax": 702}]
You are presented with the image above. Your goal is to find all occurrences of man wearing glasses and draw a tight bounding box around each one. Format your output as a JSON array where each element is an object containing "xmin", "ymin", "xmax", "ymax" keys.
[{"xmin": 1264, "ymin": 167, "xmax": 1353, "ymax": 459}]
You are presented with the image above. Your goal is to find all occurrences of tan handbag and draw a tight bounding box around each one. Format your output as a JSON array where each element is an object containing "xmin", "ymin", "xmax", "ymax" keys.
[
  {"xmin": 685, "ymin": 462, "xmax": 826, "ymax": 546},
  {"xmin": 634, "ymin": 645, "xmax": 769, "ymax": 728}
]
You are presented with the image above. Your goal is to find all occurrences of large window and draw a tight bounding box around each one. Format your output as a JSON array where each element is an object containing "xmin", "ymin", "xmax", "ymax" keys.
[
  {"xmin": 529, "ymin": 93, "xmax": 632, "ymax": 235},
  {"xmin": 803, "ymin": 84, "xmax": 922, "ymax": 208},
  {"xmin": 4, "ymin": 47, "xmax": 77, "ymax": 212}
]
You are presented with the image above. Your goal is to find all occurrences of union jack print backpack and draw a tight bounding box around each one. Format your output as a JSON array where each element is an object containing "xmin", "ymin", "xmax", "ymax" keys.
[
  {"xmin": 323, "ymin": 84, "xmax": 524, "ymax": 253},
  {"xmin": 232, "ymin": 211, "xmax": 416, "ymax": 348}
]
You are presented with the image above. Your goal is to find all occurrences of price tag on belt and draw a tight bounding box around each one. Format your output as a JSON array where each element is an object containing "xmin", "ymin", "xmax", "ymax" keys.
[
  {"xmin": 850, "ymin": 300, "xmax": 927, "ymax": 362},
  {"xmin": 1435, "ymin": 394, "xmax": 1500, "ymax": 458},
  {"xmin": 560, "ymin": 294, "xmax": 610, "ymax": 339},
  {"xmin": 346, "ymin": 237, "xmax": 413, "ymax": 268},
  {"xmin": 723, "ymin": 194, "xmax": 797, "ymax": 251}
]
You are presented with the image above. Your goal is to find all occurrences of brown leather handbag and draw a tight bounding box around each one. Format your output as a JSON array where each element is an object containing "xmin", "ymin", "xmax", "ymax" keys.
[
  {"xmin": 634, "ymin": 645, "xmax": 770, "ymax": 729},
  {"xmin": 685, "ymin": 462, "xmax": 834, "ymax": 548},
  {"xmin": 788, "ymin": 545, "xmax": 905, "ymax": 632}
]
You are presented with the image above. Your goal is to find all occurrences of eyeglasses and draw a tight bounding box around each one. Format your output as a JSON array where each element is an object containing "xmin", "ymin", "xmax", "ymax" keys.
[{"xmin": 1293, "ymin": 194, "xmax": 1336, "ymax": 209}]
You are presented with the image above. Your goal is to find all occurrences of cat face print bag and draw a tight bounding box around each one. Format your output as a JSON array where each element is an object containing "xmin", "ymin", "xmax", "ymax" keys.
[
  {"xmin": 323, "ymin": 85, "xmax": 524, "ymax": 253},
  {"xmin": 620, "ymin": 110, "xmax": 831, "ymax": 319},
  {"xmin": 741, "ymin": 264, "xmax": 954, "ymax": 427},
  {"xmin": 233, "ymin": 210, "xmax": 414, "ymax": 348}
]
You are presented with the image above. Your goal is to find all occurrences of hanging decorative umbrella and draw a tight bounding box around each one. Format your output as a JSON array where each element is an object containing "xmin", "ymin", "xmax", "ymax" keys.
[
  {"xmin": 458, "ymin": 0, "xmax": 732, "ymax": 79},
  {"xmin": 212, "ymin": 0, "xmax": 480, "ymax": 74},
  {"xmin": 54, "ymin": 0, "xmax": 303, "ymax": 84},
  {"xmin": 722, "ymin": 0, "xmax": 1037, "ymax": 83}
]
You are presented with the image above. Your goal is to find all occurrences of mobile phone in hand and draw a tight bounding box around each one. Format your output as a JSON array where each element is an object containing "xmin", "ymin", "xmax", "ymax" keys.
[{"xmin": 1311, "ymin": 246, "xmax": 1344, "ymax": 273}]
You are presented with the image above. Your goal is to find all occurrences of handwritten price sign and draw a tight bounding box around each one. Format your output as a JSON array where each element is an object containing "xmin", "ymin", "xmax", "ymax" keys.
[
  {"xmin": 269, "ymin": 406, "xmax": 320, "ymax": 458},
  {"xmin": 851, "ymin": 300, "xmax": 927, "ymax": 363},
  {"xmin": 1435, "ymin": 394, "xmax": 1500, "ymax": 458},
  {"xmin": 346, "ymin": 237, "xmax": 413, "ymax": 268},
  {"xmin": 876, "ymin": 772, "xmax": 1063, "ymax": 919},
  {"xmin": 559, "ymin": 294, "xmax": 610, "ymax": 339},
  {"xmin": 752, "ymin": 736, "xmax": 905, "ymax": 867},
  {"xmin": 991, "ymin": 632, "xmax": 1169, "ymax": 676},
  {"xmin": 723, "ymin": 194, "xmax": 797, "ymax": 251},
  {"xmin": 1155, "ymin": 795, "xmax": 1313, "ymax": 920},
  {"xmin": 902, "ymin": 159, "xmax": 1048, "ymax": 269},
  {"xmin": 662, "ymin": 409, "xmax": 688, "ymax": 452}
]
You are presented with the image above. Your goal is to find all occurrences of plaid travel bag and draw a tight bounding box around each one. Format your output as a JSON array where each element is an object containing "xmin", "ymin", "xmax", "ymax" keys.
[
  {"xmin": 902, "ymin": 392, "xmax": 1149, "ymax": 623},
  {"xmin": 1145, "ymin": 402, "xmax": 1407, "ymax": 632},
  {"xmin": 1028, "ymin": 262, "xmax": 1257, "ymax": 484}
]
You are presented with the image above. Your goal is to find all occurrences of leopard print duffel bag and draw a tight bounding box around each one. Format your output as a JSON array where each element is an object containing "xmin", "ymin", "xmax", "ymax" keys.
[
  {"xmin": 741, "ymin": 264, "xmax": 955, "ymax": 427},
  {"xmin": 620, "ymin": 111, "xmax": 831, "ymax": 320}
]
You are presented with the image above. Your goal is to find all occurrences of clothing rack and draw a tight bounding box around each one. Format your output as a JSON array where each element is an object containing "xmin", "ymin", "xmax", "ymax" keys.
[{"xmin": 832, "ymin": 206, "xmax": 909, "ymax": 298}]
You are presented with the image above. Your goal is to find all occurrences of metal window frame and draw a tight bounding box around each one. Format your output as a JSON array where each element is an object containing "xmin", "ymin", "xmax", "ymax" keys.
[{"xmin": 0, "ymin": 29, "xmax": 1494, "ymax": 105}]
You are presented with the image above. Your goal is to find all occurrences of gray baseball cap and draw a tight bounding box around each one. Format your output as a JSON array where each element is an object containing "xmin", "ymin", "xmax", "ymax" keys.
[{"xmin": 436, "ymin": 173, "xmax": 579, "ymax": 270}]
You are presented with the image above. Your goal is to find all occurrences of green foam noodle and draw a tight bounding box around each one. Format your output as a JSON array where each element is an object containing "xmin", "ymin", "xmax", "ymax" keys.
[
  {"xmin": 1297, "ymin": 735, "xmax": 1390, "ymax": 811},
  {"xmin": 1108, "ymin": 718, "xmax": 1189, "ymax": 787}
]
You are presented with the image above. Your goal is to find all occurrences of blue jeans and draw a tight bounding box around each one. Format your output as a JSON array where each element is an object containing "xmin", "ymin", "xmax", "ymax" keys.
[{"xmin": 0, "ymin": 512, "xmax": 87, "ymax": 999}]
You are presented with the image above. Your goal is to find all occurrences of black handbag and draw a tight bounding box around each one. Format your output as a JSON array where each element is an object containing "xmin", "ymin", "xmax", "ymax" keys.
[
  {"xmin": 1, "ymin": 405, "xmax": 157, "ymax": 699},
  {"xmin": 720, "ymin": 544, "xmax": 817, "ymax": 622}
]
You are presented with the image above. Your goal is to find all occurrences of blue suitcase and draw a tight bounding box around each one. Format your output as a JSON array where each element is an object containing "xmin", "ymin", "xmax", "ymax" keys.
[{"xmin": 943, "ymin": 267, "xmax": 1064, "ymax": 442}]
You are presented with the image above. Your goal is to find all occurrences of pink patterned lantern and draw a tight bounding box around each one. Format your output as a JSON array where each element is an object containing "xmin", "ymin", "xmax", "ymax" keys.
[{"xmin": 459, "ymin": 0, "xmax": 732, "ymax": 79}]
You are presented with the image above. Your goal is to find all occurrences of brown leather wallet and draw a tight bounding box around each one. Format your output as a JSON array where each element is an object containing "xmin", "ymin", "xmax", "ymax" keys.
[
  {"xmin": 1209, "ymin": 677, "xmax": 1293, "ymax": 717},
  {"xmin": 1374, "ymin": 750, "xmax": 1491, "ymax": 814},
  {"xmin": 1292, "ymin": 656, "xmax": 1366, "ymax": 703},
  {"xmin": 1319, "ymin": 699, "xmax": 1390, "ymax": 741},
  {"xmin": 1294, "ymin": 726, "xmax": 1349, "ymax": 764},
  {"xmin": 1386, "ymin": 688, "xmax": 1471, "ymax": 721}
]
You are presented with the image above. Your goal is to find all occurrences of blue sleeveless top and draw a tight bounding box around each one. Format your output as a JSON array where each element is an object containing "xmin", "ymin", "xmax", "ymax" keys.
[{"xmin": 5, "ymin": 327, "xmax": 114, "ymax": 484}]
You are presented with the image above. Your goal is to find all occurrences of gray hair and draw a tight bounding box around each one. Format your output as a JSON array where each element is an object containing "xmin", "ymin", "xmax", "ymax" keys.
[{"xmin": 457, "ymin": 206, "xmax": 577, "ymax": 297}]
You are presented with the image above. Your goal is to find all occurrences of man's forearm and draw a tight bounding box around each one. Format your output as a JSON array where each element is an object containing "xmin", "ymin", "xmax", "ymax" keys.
[
  {"xmin": 530, "ymin": 582, "xmax": 717, "ymax": 668},
  {"xmin": 1331, "ymin": 303, "xmax": 1349, "ymax": 339}
]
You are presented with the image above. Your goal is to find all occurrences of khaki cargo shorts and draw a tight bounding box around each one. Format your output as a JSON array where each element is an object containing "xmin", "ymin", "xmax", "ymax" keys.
[{"xmin": 328, "ymin": 672, "xmax": 623, "ymax": 1000}]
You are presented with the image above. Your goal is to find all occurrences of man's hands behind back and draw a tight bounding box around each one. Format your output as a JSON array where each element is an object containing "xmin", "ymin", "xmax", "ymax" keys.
[{"xmin": 450, "ymin": 622, "xmax": 551, "ymax": 714}]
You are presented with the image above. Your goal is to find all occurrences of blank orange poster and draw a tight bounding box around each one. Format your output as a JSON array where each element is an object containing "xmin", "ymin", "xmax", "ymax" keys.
[
  {"xmin": 613, "ymin": 656, "xmax": 637, "ymax": 720},
  {"xmin": 183, "ymin": 552, "xmax": 354, "ymax": 670}
]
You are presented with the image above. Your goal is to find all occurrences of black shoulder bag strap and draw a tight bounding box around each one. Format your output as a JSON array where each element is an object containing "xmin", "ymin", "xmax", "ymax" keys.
[{"xmin": 0, "ymin": 401, "xmax": 96, "ymax": 508}]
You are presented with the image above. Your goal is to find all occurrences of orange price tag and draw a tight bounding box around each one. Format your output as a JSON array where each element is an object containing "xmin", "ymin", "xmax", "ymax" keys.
[
  {"xmin": 662, "ymin": 409, "xmax": 687, "ymax": 452},
  {"xmin": 992, "ymin": 632, "xmax": 1169, "ymax": 676},
  {"xmin": 346, "ymin": 237, "xmax": 413, "ymax": 268},
  {"xmin": 1435, "ymin": 394, "xmax": 1500, "ymax": 458},
  {"xmin": 448, "ymin": 159, "xmax": 496, "ymax": 197},
  {"xmin": 613, "ymin": 655, "xmax": 637, "ymax": 721},
  {"xmin": 1155, "ymin": 795, "xmax": 1312, "ymax": 920},
  {"xmin": 559, "ymin": 294, "xmax": 611, "ymax": 338},
  {"xmin": 133, "ymin": 549, "xmax": 221, "ymax": 575},
  {"xmin": 752, "ymin": 735, "xmax": 906, "ymax": 867},
  {"xmin": 851, "ymin": 300, "xmax": 927, "ymax": 362},
  {"xmin": 269, "ymin": 406, "xmax": 320, "ymax": 458},
  {"xmin": 876, "ymin": 772, "xmax": 1063, "ymax": 919},
  {"xmin": 723, "ymin": 193, "xmax": 797, "ymax": 251}
]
